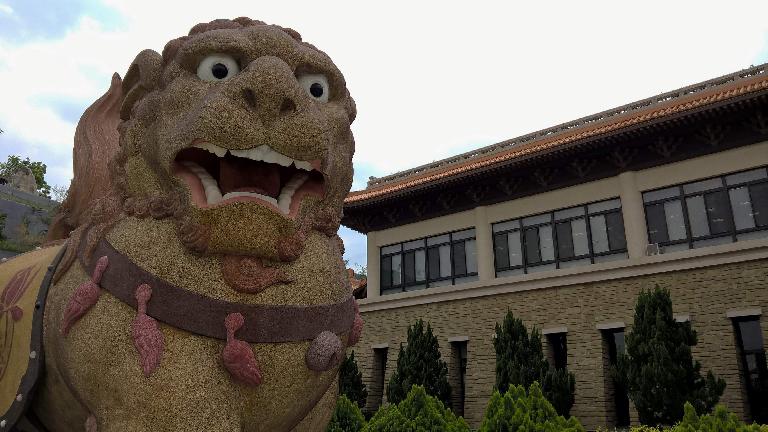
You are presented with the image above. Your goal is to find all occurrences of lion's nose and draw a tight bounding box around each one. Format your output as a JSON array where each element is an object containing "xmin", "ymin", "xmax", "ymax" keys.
[{"xmin": 239, "ymin": 56, "xmax": 298, "ymax": 122}]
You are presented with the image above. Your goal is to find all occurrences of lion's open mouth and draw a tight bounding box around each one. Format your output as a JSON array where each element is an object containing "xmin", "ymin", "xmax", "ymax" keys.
[{"xmin": 172, "ymin": 142, "xmax": 325, "ymax": 215}]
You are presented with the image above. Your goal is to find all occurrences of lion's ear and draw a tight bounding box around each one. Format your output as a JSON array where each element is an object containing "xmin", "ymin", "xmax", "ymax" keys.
[{"xmin": 120, "ymin": 49, "xmax": 162, "ymax": 120}]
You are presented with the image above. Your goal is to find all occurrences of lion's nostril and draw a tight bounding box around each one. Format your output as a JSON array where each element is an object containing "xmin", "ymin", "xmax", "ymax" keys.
[
  {"xmin": 243, "ymin": 89, "xmax": 257, "ymax": 109},
  {"xmin": 279, "ymin": 98, "xmax": 296, "ymax": 116}
]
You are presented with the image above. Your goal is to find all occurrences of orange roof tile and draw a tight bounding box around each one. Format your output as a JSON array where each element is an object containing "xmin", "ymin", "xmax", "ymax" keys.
[{"xmin": 346, "ymin": 65, "xmax": 768, "ymax": 205}]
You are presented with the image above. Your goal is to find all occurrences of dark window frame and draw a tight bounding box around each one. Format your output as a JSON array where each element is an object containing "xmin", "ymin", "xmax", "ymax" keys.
[
  {"xmin": 492, "ymin": 198, "xmax": 628, "ymax": 276},
  {"xmin": 603, "ymin": 328, "xmax": 630, "ymax": 427},
  {"xmin": 546, "ymin": 332, "xmax": 568, "ymax": 370},
  {"xmin": 732, "ymin": 316, "xmax": 768, "ymax": 423},
  {"xmin": 643, "ymin": 167, "xmax": 768, "ymax": 251},
  {"xmin": 380, "ymin": 228, "xmax": 478, "ymax": 295}
]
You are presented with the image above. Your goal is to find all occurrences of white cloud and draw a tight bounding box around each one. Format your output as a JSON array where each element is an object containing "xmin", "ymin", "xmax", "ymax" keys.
[
  {"xmin": 1, "ymin": 0, "xmax": 768, "ymax": 264},
  {"xmin": 0, "ymin": 4, "xmax": 13, "ymax": 16}
]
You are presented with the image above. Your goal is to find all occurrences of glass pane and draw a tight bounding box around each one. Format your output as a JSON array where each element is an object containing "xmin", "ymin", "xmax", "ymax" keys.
[
  {"xmin": 415, "ymin": 250, "xmax": 426, "ymax": 281},
  {"xmin": 539, "ymin": 225, "xmax": 555, "ymax": 261},
  {"xmin": 643, "ymin": 187, "xmax": 680, "ymax": 202},
  {"xmin": 391, "ymin": 254, "xmax": 402, "ymax": 286},
  {"xmin": 427, "ymin": 247, "xmax": 440, "ymax": 280},
  {"xmin": 646, "ymin": 203, "xmax": 669, "ymax": 244},
  {"xmin": 729, "ymin": 187, "xmax": 756, "ymax": 231},
  {"xmin": 524, "ymin": 228, "xmax": 541, "ymax": 264},
  {"xmin": 452, "ymin": 242, "xmax": 467, "ymax": 276},
  {"xmin": 403, "ymin": 239, "xmax": 425, "ymax": 251},
  {"xmin": 427, "ymin": 234, "xmax": 450, "ymax": 246},
  {"xmin": 523, "ymin": 213, "xmax": 551, "ymax": 226},
  {"xmin": 738, "ymin": 319, "xmax": 765, "ymax": 351},
  {"xmin": 465, "ymin": 239, "xmax": 477, "ymax": 274},
  {"xmin": 751, "ymin": 182, "xmax": 768, "ymax": 227},
  {"xmin": 590, "ymin": 214, "xmax": 609, "ymax": 253},
  {"xmin": 508, "ymin": 231, "xmax": 523, "ymax": 267},
  {"xmin": 494, "ymin": 233, "xmax": 510, "ymax": 269},
  {"xmin": 606, "ymin": 212, "xmax": 627, "ymax": 251},
  {"xmin": 493, "ymin": 220, "xmax": 520, "ymax": 233},
  {"xmin": 381, "ymin": 256, "xmax": 392, "ymax": 288},
  {"xmin": 725, "ymin": 168, "xmax": 767, "ymax": 186},
  {"xmin": 572, "ymin": 218, "xmax": 590, "ymax": 256},
  {"xmin": 613, "ymin": 331, "xmax": 626, "ymax": 355},
  {"xmin": 686, "ymin": 195, "xmax": 710, "ymax": 238},
  {"xmin": 403, "ymin": 251, "xmax": 415, "ymax": 284},
  {"xmin": 705, "ymin": 190, "xmax": 732, "ymax": 235},
  {"xmin": 664, "ymin": 200, "xmax": 687, "ymax": 241},
  {"xmin": 559, "ymin": 258, "xmax": 591, "ymax": 269},
  {"xmin": 439, "ymin": 245, "xmax": 451, "ymax": 278},
  {"xmin": 527, "ymin": 263, "xmax": 556, "ymax": 273},
  {"xmin": 555, "ymin": 206, "xmax": 585, "ymax": 221},
  {"xmin": 555, "ymin": 222, "xmax": 574, "ymax": 260},
  {"xmin": 684, "ymin": 177, "xmax": 722, "ymax": 194},
  {"xmin": 452, "ymin": 228, "xmax": 476, "ymax": 241},
  {"xmin": 381, "ymin": 244, "xmax": 401, "ymax": 255},
  {"xmin": 588, "ymin": 198, "xmax": 621, "ymax": 213}
]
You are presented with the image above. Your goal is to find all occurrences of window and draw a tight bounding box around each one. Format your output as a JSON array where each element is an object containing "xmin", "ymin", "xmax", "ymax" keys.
[
  {"xmin": 644, "ymin": 167, "xmax": 768, "ymax": 252},
  {"xmin": 371, "ymin": 347, "xmax": 388, "ymax": 411},
  {"xmin": 547, "ymin": 332, "xmax": 568, "ymax": 370},
  {"xmin": 603, "ymin": 329, "xmax": 630, "ymax": 427},
  {"xmin": 733, "ymin": 317, "xmax": 768, "ymax": 423},
  {"xmin": 380, "ymin": 228, "xmax": 478, "ymax": 295},
  {"xmin": 493, "ymin": 198, "xmax": 627, "ymax": 276},
  {"xmin": 449, "ymin": 340, "xmax": 468, "ymax": 417}
]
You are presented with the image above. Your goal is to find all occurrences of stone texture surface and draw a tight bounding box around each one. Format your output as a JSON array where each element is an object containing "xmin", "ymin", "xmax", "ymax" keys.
[{"xmin": 355, "ymin": 258, "xmax": 768, "ymax": 430}]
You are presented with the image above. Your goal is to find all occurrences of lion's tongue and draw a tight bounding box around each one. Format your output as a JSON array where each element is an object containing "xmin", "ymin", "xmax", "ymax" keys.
[{"xmin": 218, "ymin": 157, "xmax": 281, "ymax": 197}]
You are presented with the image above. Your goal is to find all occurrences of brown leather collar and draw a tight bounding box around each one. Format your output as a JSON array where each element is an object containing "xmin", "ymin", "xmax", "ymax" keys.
[{"xmin": 77, "ymin": 239, "xmax": 355, "ymax": 343}]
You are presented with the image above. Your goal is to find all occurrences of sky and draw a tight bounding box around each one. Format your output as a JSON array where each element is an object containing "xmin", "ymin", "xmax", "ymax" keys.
[{"xmin": 1, "ymin": 1, "xmax": 767, "ymax": 270}]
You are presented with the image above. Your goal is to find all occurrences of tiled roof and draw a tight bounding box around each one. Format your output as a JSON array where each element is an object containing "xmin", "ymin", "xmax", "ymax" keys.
[{"xmin": 346, "ymin": 63, "xmax": 768, "ymax": 205}]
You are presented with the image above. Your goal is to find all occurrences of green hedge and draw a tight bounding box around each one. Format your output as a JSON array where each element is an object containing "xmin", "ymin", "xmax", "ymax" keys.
[
  {"xmin": 366, "ymin": 385, "xmax": 469, "ymax": 431},
  {"xmin": 599, "ymin": 402, "xmax": 768, "ymax": 432},
  {"xmin": 327, "ymin": 395, "xmax": 366, "ymax": 432},
  {"xmin": 479, "ymin": 382, "xmax": 584, "ymax": 432}
]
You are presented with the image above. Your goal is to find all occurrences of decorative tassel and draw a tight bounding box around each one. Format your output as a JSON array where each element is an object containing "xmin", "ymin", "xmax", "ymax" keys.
[
  {"xmin": 222, "ymin": 313, "xmax": 262, "ymax": 386},
  {"xmin": 306, "ymin": 331, "xmax": 343, "ymax": 372},
  {"xmin": 348, "ymin": 300, "xmax": 364, "ymax": 346},
  {"xmin": 131, "ymin": 284, "xmax": 164, "ymax": 377},
  {"xmin": 61, "ymin": 256, "xmax": 108, "ymax": 336}
]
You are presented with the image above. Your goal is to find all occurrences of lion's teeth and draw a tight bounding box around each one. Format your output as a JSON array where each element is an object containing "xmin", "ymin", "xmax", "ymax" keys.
[
  {"xmin": 196, "ymin": 143, "xmax": 313, "ymax": 171},
  {"xmin": 181, "ymin": 161, "xmax": 222, "ymax": 205},
  {"xmin": 221, "ymin": 191, "xmax": 278, "ymax": 206},
  {"xmin": 278, "ymin": 173, "xmax": 309, "ymax": 214}
]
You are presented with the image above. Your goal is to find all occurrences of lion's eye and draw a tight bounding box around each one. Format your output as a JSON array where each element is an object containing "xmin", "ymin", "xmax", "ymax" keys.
[
  {"xmin": 197, "ymin": 54, "xmax": 240, "ymax": 82},
  {"xmin": 297, "ymin": 74, "xmax": 330, "ymax": 103}
]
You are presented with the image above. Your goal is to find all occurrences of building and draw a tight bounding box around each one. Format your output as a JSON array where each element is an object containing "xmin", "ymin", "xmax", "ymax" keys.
[{"xmin": 342, "ymin": 64, "xmax": 768, "ymax": 429}]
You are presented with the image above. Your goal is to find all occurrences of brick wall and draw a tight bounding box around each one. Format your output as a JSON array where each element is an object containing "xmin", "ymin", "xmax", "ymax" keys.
[{"xmin": 353, "ymin": 259, "xmax": 768, "ymax": 430}]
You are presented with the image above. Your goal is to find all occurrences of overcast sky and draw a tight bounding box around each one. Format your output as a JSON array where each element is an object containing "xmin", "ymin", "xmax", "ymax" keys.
[{"xmin": 1, "ymin": 0, "xmax": 767, "ymax": 269}]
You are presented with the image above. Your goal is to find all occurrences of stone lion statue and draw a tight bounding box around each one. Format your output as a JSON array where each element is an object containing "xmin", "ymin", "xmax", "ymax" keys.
[{"xmin": 0, "ymin": 17, "xmax": 361, "ymax": 431}]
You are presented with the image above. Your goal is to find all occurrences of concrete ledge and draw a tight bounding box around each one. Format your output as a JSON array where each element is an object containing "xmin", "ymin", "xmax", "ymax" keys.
[
  {"xmin": 447, "ymin": 336, "xmax": 469, "ymax": 343},
  {"xmin": 542, "ymin": 326, "xmax": 568, "ymax": 335},
  {"xmin": 726, "ymin": 308, "xmax": 762, "ymax": 319},
  {"xmin": 674, "ymin": 314, "xmax": 690, "ymax": 323},
  {"xmin": 371, "ymin": 343, "xmax": 389, "ymax": 349},
  {"xmin": 596, "ymin": 321, "xmax": 625, "ymax": 331}
]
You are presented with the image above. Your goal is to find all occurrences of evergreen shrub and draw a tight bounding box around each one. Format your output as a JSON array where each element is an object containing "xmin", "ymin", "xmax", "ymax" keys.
[
  {"xmin": 366, "ymin": 385, "xmax": 469, "ymax": 432},
  {"xmin": 339, "ymin": 351, "xmax": 368, "ymax": 408},
  {"xmin": 479, "ymin": 382, "xmax": 585, "ymax": 432},
  {"xmin": 327, "ymin": 395, "xmax": 366, "ymax": 432}
]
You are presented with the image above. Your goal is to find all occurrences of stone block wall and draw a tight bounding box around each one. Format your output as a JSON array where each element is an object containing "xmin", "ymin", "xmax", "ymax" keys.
[{"xmin": 354, "ymin": 259, "xmax": 768, "ymax": 430}]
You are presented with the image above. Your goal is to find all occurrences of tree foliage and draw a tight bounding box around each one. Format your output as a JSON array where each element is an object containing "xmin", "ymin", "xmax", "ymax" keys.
[
  {"xmin": 614, "ymin": 286, "xmax": 726, "ymax": 426},
  {"xmin": 367, "ymin": 385, "xmax": 469, "ymax": 432},
  {"xmin": 479, "ymin": 382, "xmax": 585, "ymax": 432},
  {"xmin": 0, "ymin": 155, "xmax": 51, "ymax": 197},
  {"xmin": 386, "ymin": 319, "xmax": 451, "ymax": 406},
  {"xmin": 340, "ymin": 351, "xmax": 368, "ymax": 408},
  {"xmin": 493, "ymin": 310, "xmax": 576, "ymax": 416},
  {"xmin": 327, "ymin": 395, "xmax": 366, "ymax": 432}
]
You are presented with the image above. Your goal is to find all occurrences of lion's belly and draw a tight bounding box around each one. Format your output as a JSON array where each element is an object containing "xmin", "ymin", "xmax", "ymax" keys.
[{"xmin": 42, "ymin": 265, "xmax": 336, "ymax": 432}]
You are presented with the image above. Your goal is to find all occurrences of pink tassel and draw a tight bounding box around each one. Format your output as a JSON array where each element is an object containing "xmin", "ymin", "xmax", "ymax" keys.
[
  {"xmin": 131, "ymin": 284, "xmax": 164, "ymax": 377},
  {"xmin": 348, "ymin": 300, "xmax": 364, "ymax": 346},
  {"xmin": 222, "ymin": 313, "xmax": 262, "ymax": 386},
  {"xmin": 61, "ymin": 256, "xmax": 108, "ymax": 336}
]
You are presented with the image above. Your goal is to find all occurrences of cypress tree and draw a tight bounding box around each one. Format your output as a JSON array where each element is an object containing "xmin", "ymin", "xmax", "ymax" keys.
[
  {"xmin": 339, "ymin": 351, "xmax": 368, "ymax": 408},
  {"xmin": 493, "ymin": 310, "xmax": 576, "ymax": 417},
  {"xmin": 386, "ymin": 319, "xmax": 451, "ymax": 406},
  {"xmin": 614, "ymin": 285, "xmax": 726, "ymax": 426}
]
